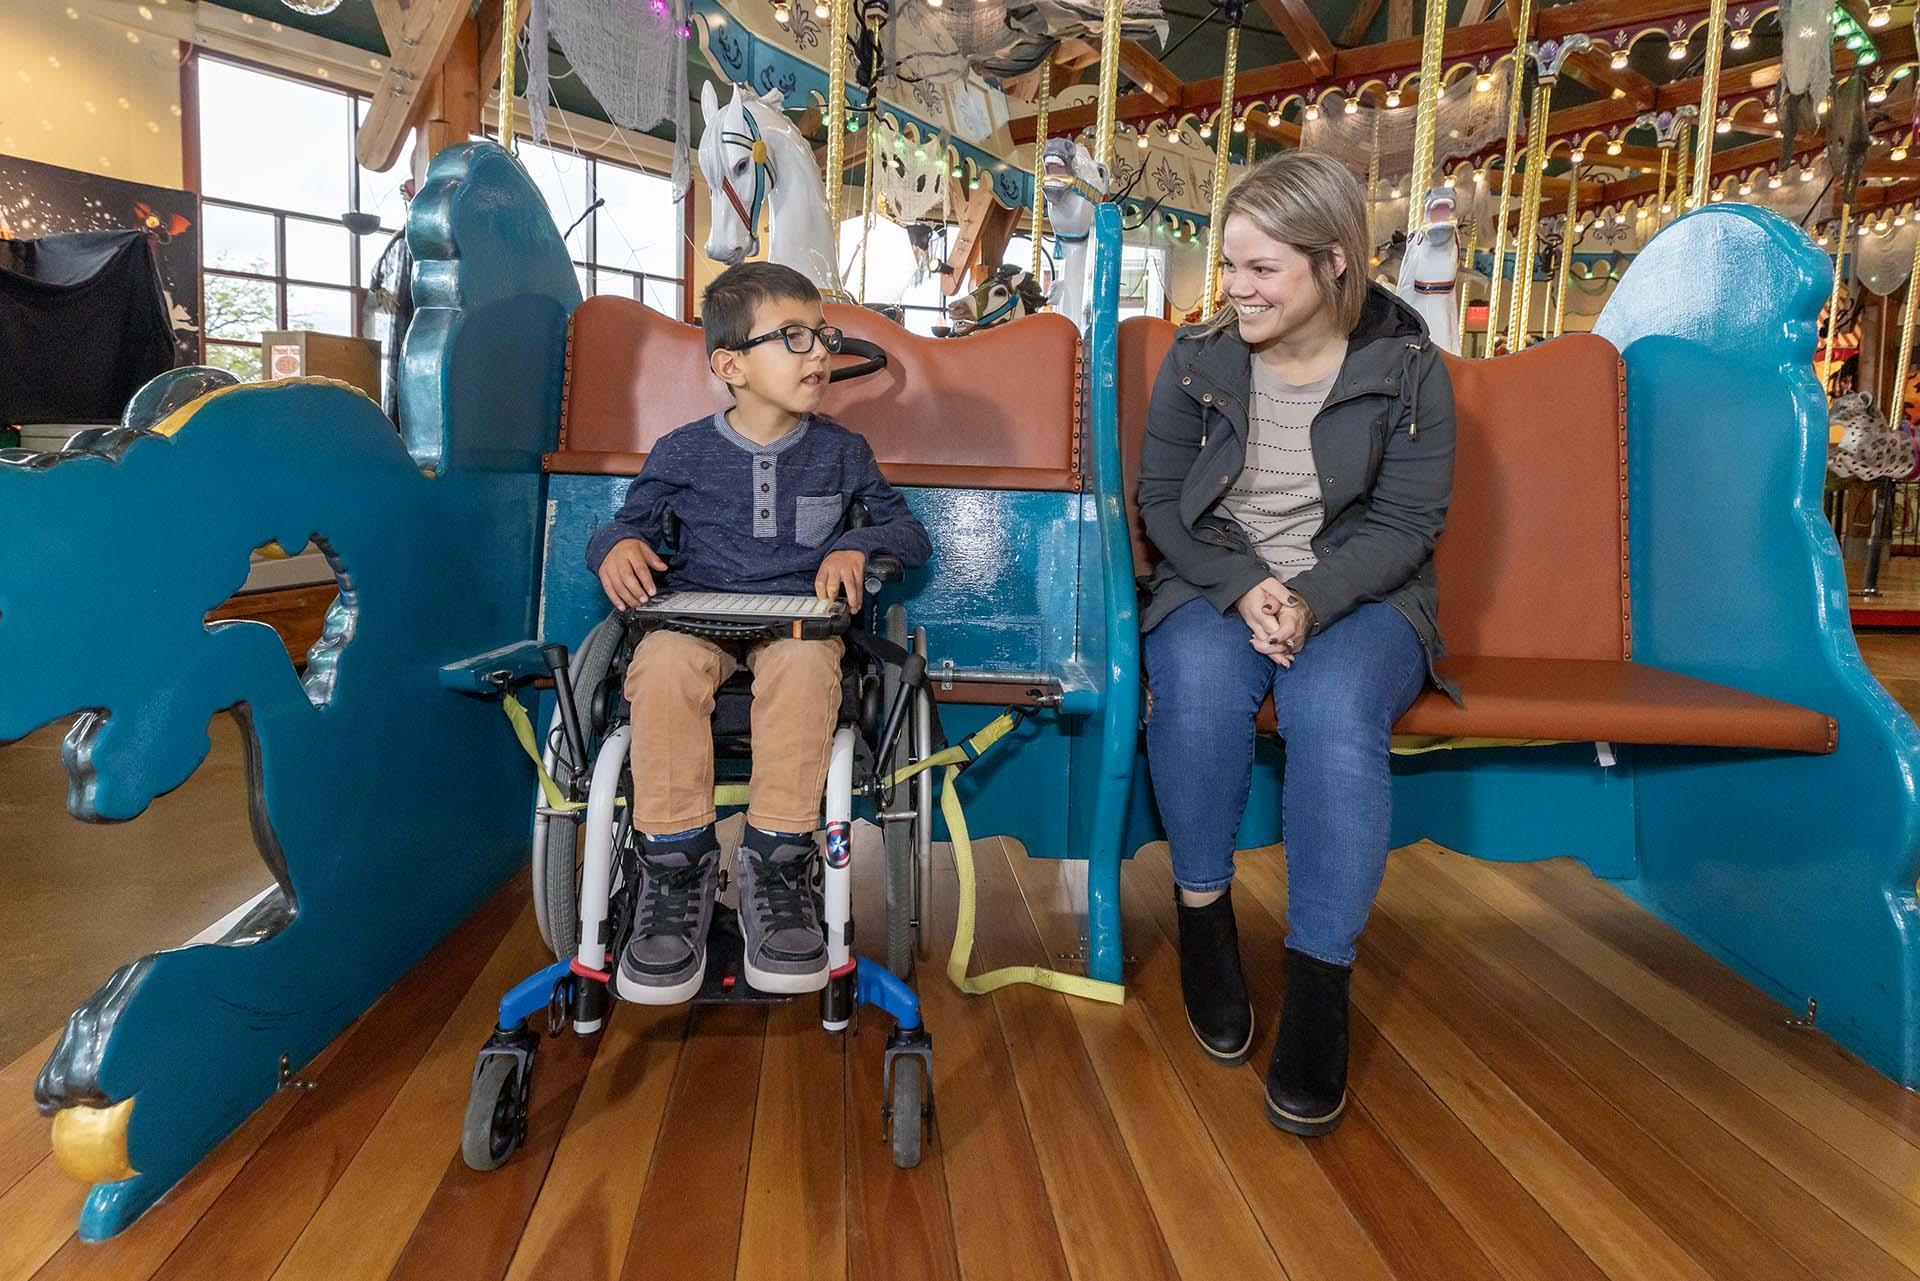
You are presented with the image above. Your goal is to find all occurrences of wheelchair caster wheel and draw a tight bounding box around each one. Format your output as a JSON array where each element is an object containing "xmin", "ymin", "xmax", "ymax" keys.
[
  {"xmin": 886, "ymin": 1056, "xmax": 924, "ymax": 1169},
  {"xmin": 461, "ymin": 1036, "xmax": 535, "ymax": 1171}
]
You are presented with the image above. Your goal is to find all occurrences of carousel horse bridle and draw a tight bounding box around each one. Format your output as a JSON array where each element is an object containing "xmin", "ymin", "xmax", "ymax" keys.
[
  {"xmin": 718, "ymin": 106, "xmax": 777, "ymax": 259},
  {"xmin": 1042, "ymin": 172, "xmax": 1104, "ymax": 246},
  {"xmin": 967, "ymin": 276, "xmax": 1023, "ymax": 328}
]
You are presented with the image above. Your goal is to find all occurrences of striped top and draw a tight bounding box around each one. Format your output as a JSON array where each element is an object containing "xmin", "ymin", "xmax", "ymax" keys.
[{"xmin": 1219, "ymin": 349, "xmax": 1342, "ymax": 577}]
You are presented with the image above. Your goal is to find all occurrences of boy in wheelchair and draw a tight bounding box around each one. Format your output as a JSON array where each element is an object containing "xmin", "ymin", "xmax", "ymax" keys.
[{"xmin": 586, "ymin": 263, "xmax": 931, "ymax": 1004}]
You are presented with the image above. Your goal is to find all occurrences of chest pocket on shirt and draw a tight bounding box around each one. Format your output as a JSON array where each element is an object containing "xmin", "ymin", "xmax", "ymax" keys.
[{"xmin": 795, "ymin": 494, "xmax": 844, "ymax": 548}]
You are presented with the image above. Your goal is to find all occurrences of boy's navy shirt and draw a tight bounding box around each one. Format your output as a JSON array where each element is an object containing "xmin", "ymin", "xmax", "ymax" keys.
[{"xmin": 585, "ymin": 411, "xmax": 932, "ymax": 594}]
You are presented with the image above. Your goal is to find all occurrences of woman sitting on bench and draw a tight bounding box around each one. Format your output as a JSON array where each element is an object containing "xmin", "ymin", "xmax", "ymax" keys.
[{"xmin": 1137, "ymin": 153, "xmax": 1458, "ymax": 1137}]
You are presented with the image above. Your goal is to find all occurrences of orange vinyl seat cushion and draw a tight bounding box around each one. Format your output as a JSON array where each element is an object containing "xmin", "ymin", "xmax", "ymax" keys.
[{"xmin": 547, "ymin": 296, "xmax": 1082, "ymax": 491}]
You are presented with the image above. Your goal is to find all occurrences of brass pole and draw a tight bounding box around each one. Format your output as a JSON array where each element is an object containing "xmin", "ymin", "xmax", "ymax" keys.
[
  {"xmin": 1406, "ymin": 0, "xmax": 1452, "ymax": 234},
  {"xmin": 1031, "ymin": 60, "xmax": 1051, "ymax": 283},
  {"xmin": 1553, "ymin": 163, "xmax": 1580, "ymax": 337},
  {"xmin": 1510, "ymin": 78, "xmax": 1550, "ymax": 349},
  {"xmin": 1693, "ymin": 0, "xmax": 1728, "ymax": 208},
  {"xmin": 1484, "ymin": 0, "xmax": 1536, "ymax": 352},
  {"xmin": 1204, "ymin": 23, "xmax": 1243, "ymax": 309}
]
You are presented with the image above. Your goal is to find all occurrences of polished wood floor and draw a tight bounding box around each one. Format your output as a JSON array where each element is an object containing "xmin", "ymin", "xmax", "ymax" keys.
[{"xmin": 4, "ymin": 829, "xmax": 1918, "ymax": 1281}]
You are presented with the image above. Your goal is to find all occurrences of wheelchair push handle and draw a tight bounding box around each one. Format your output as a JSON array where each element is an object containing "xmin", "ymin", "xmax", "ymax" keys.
[{"xmin": 542, "ymin": 643, "xmax": 593, "ymax": 783}]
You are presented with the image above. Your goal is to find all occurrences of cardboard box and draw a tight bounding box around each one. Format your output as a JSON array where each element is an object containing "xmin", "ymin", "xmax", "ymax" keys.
[{"xmin": 260, "ymin": 330, "xmax": 382, "ymax": 402}]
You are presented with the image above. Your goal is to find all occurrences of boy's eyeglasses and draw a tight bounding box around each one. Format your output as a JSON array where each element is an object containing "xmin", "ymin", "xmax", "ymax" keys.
[{"xmin": 730, "ymin": 324, "xmax": 844, "ymax": 356}]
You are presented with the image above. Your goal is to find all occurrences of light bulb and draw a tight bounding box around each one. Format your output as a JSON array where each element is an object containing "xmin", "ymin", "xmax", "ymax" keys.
[
  {"xmin": 1233, "ymin": 117, "xmax": 1245, "ymax": 132},
  {"xmin": 1660, "ymin": 201, "xmax": 1672, "ymax": 214},
  {"xmin": 1571, "ymin": 148, "xmax": 1585, "ymax": 163},
  {"xmin": 1610, "ymin": 48, "xmax": 1629, "ymax": 70},
  {"xmin": 813, "ymin": 0, "xmax": 827, "ymax": 16},
  {"xmin": 1763, "ymin": 106, "xmax": 1778, "ymax": 124},
  {"xmin": 1442, "ymin": 175, "xmax": 1455, "ymax": 188},
  {"xmin": 1475, "ymin": 72, "xmax": 1494, "ymax": 93},
  {"xmin": 1305, "ymin": 103, "xmax": 1320, "ymax": 121},
  {"xmin": 1268, "ymin": 109, "xmax": 1281, "ymax": 127},
  {"xmin": 1894, "ymin": 145, "xmax": 1910, "ymax": 162},
  {"xmin": 1473, "ymin": 168, "xmax": 1485, "ymax": 184},
  {"xmin": 914, "ymin": 146, "xmax": 925, "ymax": 159},
  {"xmin": 1344, "ymin": 98, "xmax": 1358, "ymax": 115},
  {"xmin": 1716, "ymin": 117, "xmax": 1732, "ymax": 133},
  {"xmin": 1730, "ymin": 28, "xmax": 1751, "ymax": 51},
  {"xmin": 1606, "ymin": 139, "xmax": 1622, "ymax": 156},
  {"xmin": 927, "ymin": 0, "xmax": 942, "ymax": 7},
  {"xmin": 1876, "ymin": 219, "xmax": 1890, "ymax": 232},
  {"xmin": 1860, "ymin": 222, "xmax": 1872, "ymax": 236},
  {"xmin": 1898, "ymin": 213, "xmax": 1909, "ymax": 226},
  {"xmin": 1385, "ymin": 90, "xmax": 1402, "ymax": 108},
  {"xmin": 1199, "ymin": 122, "xmax": 1212, "ymax": 139},
  {"xmin": 1137, "ymin": 131, "xmax": 1149, "ymax": 149},
  {"xmin": 1800, "ymin": 169, "xmax": 1814, "ymax": 182},
  {"xmin": 1768, "ymin": 174, "xmax": 1782, "ymax": 188},
  {"xmin": 773, "ymin": 0, "xmax": 790, "ymax": 23},
  {"xmin": 1615, "ymin": 211, "xmax": 1628, "ymax": 225},
  {"xmin": 1738, "ymin": 181, "xmax": 1752, "ymax": 195},
  {"xmin": 969, "ymin": 177, "xmax": 980, "ymax": 189},
  {"xmin": 1870, "ymin": 4, "xmax": 1891, "ymax": 27},
  {"xmin": 1870, "ymin": 83, "xmax": 1889, "ymax": 104},
  {"xmin": 1817, "ymin": 98, "xmax": 1830, "ymax": 115},
  {"xmin": 1668, "ymin": 38, "xmax": 1687, "ymax": 60},
  {"xmin": 1817, "ymin": 233, "xmax": 1828, "ymax": 246}
]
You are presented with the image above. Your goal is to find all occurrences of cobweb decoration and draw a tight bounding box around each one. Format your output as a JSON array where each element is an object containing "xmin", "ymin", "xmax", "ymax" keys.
[
  {"xmin": 1302, "ymin": 63, "xmax": 1512, "ymax": 186},
  {"xmin": 1781, "ymin": 0, "xmax": 1832, "ymax": 102},
  {"xmin": 1854, "ymin": 220, "xmax": 1920, "ymax": 296},
  {"xmin": 870, "ymin": 119, "xmax": 953, "ymax": 225},
  {"xmin": 278, "ymin": 0, "xmax": 345, "ymax": 13},
  {"xmin": 536, "ymin": 0, "xmax": 692, "ymax": 195},
  {"xmin": 891, "ymin": 0, "xmax": 1167, "ymax": 84}
]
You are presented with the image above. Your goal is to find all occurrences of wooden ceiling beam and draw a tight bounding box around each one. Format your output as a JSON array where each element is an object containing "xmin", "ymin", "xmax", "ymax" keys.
[
  {"xmin": 1257, "ymin": 0, "xmax": 1337, "ymax": 78},
  {"xmin": 1387, "ymin": 0, "xmax": 1413, "ymax": 42},
  {"xmin": 358, "ymin": 0, "xmax": 480, "ymax": 171},
  {"xmin": 1338, "ymin": 0, "xmax": 1387, "ymax": 47},
  {"xmin": 1119, "ymin": 40, "xmax": 1182, "ymax": 105},
  {"xmin": 1563, "ymin": 49, "xmax": 1658, "ymax": 107}
]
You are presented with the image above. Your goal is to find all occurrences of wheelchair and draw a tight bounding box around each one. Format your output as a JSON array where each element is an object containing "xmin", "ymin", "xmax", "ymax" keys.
[{"xmin": 461, "ymin": 553, "xmax": 941, "ymax": 1172}]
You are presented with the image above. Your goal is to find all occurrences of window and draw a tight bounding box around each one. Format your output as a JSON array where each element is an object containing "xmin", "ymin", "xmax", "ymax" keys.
[
  {"xmin": 194, "ymin": 57, "xmax": 685, "ymax": 383},
  {"xmin": 516, "ymin": 141, "xmax": 686, "ymax": 319},
  {"xmin": 1003, "ymin": 235, "xmax": 1168, "ymax": 320},
  {"xmin": 840, "ymin": 216, "xmax": 957, "ymax": 336}
]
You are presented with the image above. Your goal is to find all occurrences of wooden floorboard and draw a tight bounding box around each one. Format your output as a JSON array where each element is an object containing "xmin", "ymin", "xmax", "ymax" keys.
[{"xmin": 9, "ymin": 837, "xmax": 1920, "ymax": 1281}]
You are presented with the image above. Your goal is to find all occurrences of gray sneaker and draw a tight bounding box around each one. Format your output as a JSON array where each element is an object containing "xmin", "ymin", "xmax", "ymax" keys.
[
  {"xmin": 616, "ymin": 826, "xmax": 721, "ymax": 1005},
  {"xmin": 735, "ymin": 827, "xmax": 829, "ymax": 993}
]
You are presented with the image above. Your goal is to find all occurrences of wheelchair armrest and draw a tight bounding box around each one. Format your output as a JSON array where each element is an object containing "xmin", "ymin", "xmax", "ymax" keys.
[{"xmin": 865, "ymin": 553, "xmax": 904, "ymax": 592}]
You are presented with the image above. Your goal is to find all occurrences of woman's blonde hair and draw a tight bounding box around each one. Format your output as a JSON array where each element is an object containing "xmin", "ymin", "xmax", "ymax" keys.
[{"xmin": 1203, "ymin": 151, "xmax": 1371, "ymax": 336}]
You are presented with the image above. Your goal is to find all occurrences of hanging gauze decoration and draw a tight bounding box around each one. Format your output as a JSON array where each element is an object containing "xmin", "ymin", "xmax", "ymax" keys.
[
  {"xmin": 890, "ymin": 0, "xmax": 1166, "ymax": 83},
  {"xmin": 1854, "ymin": 222, "xmax": 1920, "ymax": 296},
  {"xmin": 277, "ymin": 0, "xmax": 344, "ymax": 13},
  {"xmin": 1778, "ymin": 0, "xmax": 1832, "ymax": 169},
  {"xmin": 871, "ymin": 121, "xmax": 951, "ymax": 224},
  {"xmin": 541, "ymin": 0, "xmax": 693, "ymax": 195},
  {"xmin": 1300, "ymin": 65, "xmax": 1511, "ymax": 186}
]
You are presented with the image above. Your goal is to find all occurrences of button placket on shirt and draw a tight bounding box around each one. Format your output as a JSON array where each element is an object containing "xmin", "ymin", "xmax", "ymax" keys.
[{"xmin": 754, "ymin": 454, "xmax": 777, "ymax": 536}]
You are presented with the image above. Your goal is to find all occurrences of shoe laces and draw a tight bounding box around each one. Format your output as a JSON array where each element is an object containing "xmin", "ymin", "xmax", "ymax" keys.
[
  {"xmin": 637, "ymin": 858, "xmax": 707, "ymax": 937},
  {"xmin": 749, "ymin": 854, "xmax": 818, "ymax": 936}
]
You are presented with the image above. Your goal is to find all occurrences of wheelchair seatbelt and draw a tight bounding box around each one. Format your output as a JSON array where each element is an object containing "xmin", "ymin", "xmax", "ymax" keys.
[
  {"xmin": 502, "ymin": 691, "xmax": 588, "ymax": 812},
  {"xmin": 884, "ymin": 712, "xmax": 1126, "ymax": 1006}
]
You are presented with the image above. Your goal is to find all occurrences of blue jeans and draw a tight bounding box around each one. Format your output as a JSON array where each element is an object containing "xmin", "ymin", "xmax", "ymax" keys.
[{"xmin": 1144, "ymin": 596, "xmax": 1428, "ymax": 966}]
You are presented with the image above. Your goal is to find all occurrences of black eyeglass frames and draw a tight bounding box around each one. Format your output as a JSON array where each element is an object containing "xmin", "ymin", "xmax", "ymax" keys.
[{"xmin": 730, "ymin": 323, "xmax": 845, "ymax": 355}]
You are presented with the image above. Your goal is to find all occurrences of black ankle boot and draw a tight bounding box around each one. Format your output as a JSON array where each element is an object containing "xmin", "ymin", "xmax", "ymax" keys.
[
  {"xmin": 1175, "ymin": 888, "xmax": 1254, "ymax": 1064},
  {"xmin": 1265, "ymin": 948, "xmax": 1351, "ymax": 1135}
]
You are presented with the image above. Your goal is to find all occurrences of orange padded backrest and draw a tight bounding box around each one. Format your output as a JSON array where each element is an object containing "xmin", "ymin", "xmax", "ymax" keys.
[
  {"xmin": 1116, "ymin": 319, "xmax": 1630, "ymax": 662},
  {"xmin": 552, "ymin": 296, "xmax": 1082, "ymax": 490}
]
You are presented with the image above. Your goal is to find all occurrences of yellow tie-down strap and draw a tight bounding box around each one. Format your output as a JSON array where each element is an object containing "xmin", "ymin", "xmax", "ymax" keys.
[{"xmin": 502, "ymin": 695, "xmax": 1123, "ymax": 1005}]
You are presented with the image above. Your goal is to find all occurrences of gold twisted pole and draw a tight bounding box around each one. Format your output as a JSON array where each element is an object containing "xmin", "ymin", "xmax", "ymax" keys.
[
  {"xmin": 825, "ymin": 0, "xmax": 853, "ymax": 242},
  {"xmin": 1891, "ymin": 237, "xmax": 1920, "ymax": 424},
  {"xmin": 1366, "ymin": 101, "xmax": 1382, "ymax": 255},
  {"xmin": 858, "ymin": 26, "xmax": 879, "ymax": 302},
  {"xmin": 1204, "ymin": 23, "xmax": 1243, "ymax": 309},
  {"xmin": 1484, "ymin": 0, "xmax": 1535, "ymax": 352},
  {"xmin": 498, "ymin": 0, "xmax": 519, "ymax": 153},
  {"xmin": 1094, "ymin": 0, "xmax": 1126, "ymax": 172},
  {"xmin": 1693, "ymin": 0, "xmax": 1728, "ymax": 208},
  {"xmin": 1674, "ymin": 121, "xmax": 1691, "ymax": 213},
  {"xmin": 1655, "ymin": 145, "xmax": 1669, "ymax": 222},
  {"xmin": 1510, "ymin": 77, "xmax": 1550, "ymax": 348},
  {"xmin": 1553, "ymin": 163, "xmax": 1579, "ymax": 337},
  {"xmin": 1824, "ymin": 202, "xmax": 1853, "ymax": 376},
  {"xmin": 1406, "ymin": 0, "xmax": 1450, "ymax": 234},
  {"xmin": 1031, "ymin": 60, "xmax": 1051, "ymax": 282}
]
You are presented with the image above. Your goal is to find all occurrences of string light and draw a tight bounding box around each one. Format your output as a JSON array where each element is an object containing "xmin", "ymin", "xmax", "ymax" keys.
[
  {"xmin": 1668, "ymin": 38, "xmax": 1688, "ymax": 60},
  {"xmin": 1730, "ymin": 28, "xmax": 1751, "ymax": 51},
  {"xmin": 1606, "ymin": 138, "xmax": 1622, "ymax": 156},
  {"xmin": 1869, "ymin": 4, "xmax": 1891, "ymax": 28},
  {"xmin": 1610, "ymin": 48, "xmax": 1630, "ymax": 70}
]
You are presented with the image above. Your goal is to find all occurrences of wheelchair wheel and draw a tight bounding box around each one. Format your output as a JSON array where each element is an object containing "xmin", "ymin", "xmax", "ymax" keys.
[
  {"xmin": 881, "ymin": 605, "xmax": 921, "ymax": 978},
  {"xmin": 889, "ymin": 1057, "xmax": 925, "ymax": 1169},
  {"xmin": 533, "ymin": 612, "xmax": 623, "ymax": 960},
  {"xmin": 461, "ymin": 1054, "xmax": 528, "ymax": 1171}
]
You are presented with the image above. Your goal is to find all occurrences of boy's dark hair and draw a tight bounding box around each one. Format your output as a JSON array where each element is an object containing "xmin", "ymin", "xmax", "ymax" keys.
[{"xmin": 701, "ymin": 262, "xmax": 822, "ymax": 355}]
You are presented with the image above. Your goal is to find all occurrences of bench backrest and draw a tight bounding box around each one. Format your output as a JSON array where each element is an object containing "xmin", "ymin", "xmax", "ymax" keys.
[
  {"xmin": 1116, "ymin": 317, "xmax": 1631, "ymax": 662},
  {"xmin": 550, "ymin": 296, "xmax": 1082, "ymax": 490}
]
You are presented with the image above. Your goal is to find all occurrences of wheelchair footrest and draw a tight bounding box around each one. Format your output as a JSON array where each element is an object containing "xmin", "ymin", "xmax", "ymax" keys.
[{"xmin": 690, "ymin": 907, "xmax": 803, "ymax": 1005}]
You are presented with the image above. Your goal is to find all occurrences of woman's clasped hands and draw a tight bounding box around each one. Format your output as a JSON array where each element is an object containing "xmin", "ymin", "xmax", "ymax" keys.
[{"xmin": 1236, "ymin": 578, "xmax": 1313, "ymax": 667}]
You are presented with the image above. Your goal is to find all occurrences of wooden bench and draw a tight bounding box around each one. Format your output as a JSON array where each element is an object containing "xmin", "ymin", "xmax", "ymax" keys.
[{"xmin": 1116, "ymin": 318, "xmax": 1835, "ymax": 755}]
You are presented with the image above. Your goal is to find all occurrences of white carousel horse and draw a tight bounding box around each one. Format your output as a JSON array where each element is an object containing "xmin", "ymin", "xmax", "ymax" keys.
[
  {"xmin": 697, "ymin": 81, "xmax": 844, "ymax": 295},
  {"xmin": 936, "ymin": 264, "xmax": 1047, "ymax": 336},
  {"xmin": 1395, "ymin": 187, "xmax": 1461, "ymax": 355},
  {"xmin": 1040, "ymin": 137, "xmax": 1109, "ymax": 330}
]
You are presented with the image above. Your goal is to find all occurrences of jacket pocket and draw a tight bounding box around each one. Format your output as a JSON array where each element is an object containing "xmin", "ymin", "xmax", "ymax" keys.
[{"xmin": 795, "ymin": 494, "xmax": 844, "ymax": 548}]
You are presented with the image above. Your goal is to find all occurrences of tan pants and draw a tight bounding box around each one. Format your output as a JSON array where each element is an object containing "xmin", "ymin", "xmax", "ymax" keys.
[{"xmin": 625, "ymin": 629, "xmax": 845, "ymax": 835}]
